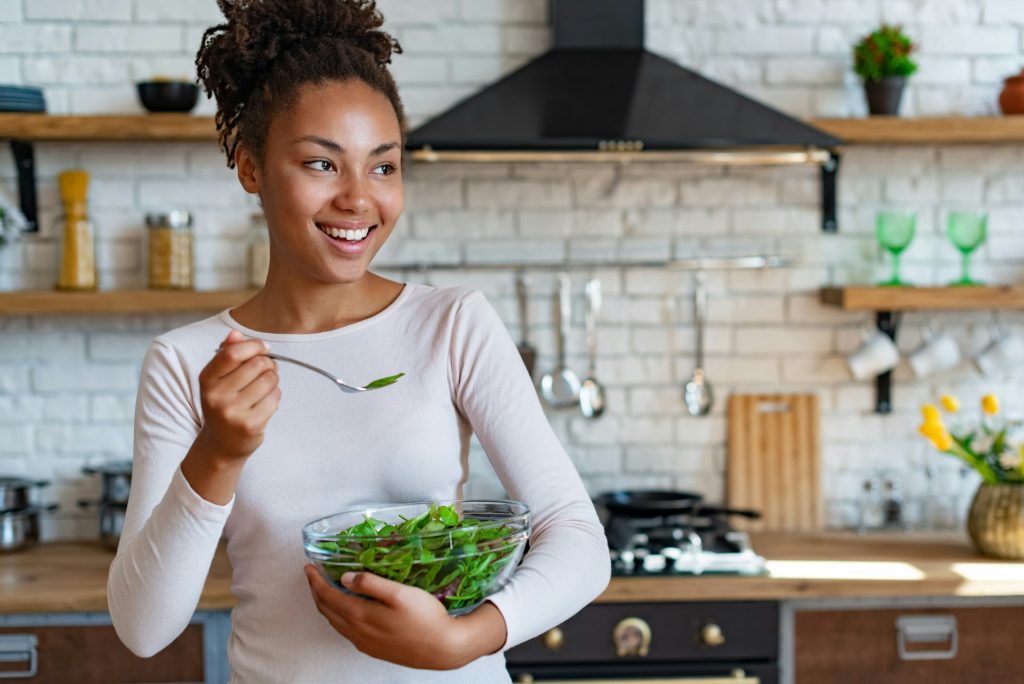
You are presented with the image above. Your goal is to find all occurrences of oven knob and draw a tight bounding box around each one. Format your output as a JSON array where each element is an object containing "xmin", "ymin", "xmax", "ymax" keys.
[
  {"xmin": 542, "ymin": 627, "xmax": 565, "ymax": 652},
  {"xmin": 700, "ymin": 623, "xmax": 726, "ymax": 647},
  {"xmin": 613, "ymin": 617, "xmax": 652, "ymax": 657}
]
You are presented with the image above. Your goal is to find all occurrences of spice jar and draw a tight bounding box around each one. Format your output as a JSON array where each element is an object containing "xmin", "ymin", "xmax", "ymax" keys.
[
  {"xmin": 56, "ymin": 169, "xmax": 97, "ymax": 291},
  {"xmin": 248, "ymin": 212, "xmax": 270, "ymax": 288},
  {"xmin": 146, "ymin": 210, "xmax": 193, "ymax": 289}
]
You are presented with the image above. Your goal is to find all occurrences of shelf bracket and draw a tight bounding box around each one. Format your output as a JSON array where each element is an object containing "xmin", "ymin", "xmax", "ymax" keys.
[
  {"xmin": 874, "ymin": 310, "xmax": 900, "ymax": 414},
  {"xmin": 821, "ymin": 149, "xmax": 839, "ymax": 233},
  {"xmin": 8, "ymin": 140, "xmax": 38, "ymax": 233}
]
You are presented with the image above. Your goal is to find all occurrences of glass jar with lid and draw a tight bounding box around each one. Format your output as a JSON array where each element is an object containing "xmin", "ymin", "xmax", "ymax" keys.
[
  {"xmin": 248, "ymin": 211, "xmax": 270, "ymax": 289},
  {"xmin": 146, "ymin": 210, "xmax": 193, "ymax": 290}
]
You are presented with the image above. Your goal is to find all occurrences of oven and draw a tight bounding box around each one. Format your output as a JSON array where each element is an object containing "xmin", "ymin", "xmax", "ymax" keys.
[{"xmin": 505, "ymin": 601, "xmax": 779, "ymax": 683}]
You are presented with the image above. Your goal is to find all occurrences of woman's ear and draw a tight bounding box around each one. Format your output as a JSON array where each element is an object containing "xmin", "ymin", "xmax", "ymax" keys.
[{"xmin": 235, "ymin": 145, "xmax": 261, "ymax": 195}]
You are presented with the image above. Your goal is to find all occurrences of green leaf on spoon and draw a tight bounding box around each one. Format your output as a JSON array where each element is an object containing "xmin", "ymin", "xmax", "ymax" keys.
[{"xmin": 365, "ymin": 372, "xmax": 406, "ymax": 389}]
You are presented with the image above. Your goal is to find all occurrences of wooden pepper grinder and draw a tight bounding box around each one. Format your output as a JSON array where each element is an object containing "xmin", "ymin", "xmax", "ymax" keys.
[{"xmin": 56, "ymin": 169, "xmax": 97, "ymax": 291}]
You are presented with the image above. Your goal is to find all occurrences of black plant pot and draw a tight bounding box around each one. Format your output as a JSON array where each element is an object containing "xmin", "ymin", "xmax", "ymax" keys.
[{"xmin": 864, "ymin": 77, "xmax": 906, "ymax": 116}]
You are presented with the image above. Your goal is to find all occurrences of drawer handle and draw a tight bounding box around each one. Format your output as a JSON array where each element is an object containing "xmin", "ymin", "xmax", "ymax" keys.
[
  {"xmin": 0, "ymin": 635, "xmax": 38, "ymax": 678},
  {"xmin": 896, "ymin": 615, "xmax": 958, "ymax": 661}
]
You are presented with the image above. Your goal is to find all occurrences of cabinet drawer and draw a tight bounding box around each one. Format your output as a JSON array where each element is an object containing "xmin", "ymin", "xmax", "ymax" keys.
[
  {"xmin": 0, "ymin": 624, "xmax": 204, "ymax": 683},
  {"xmin": 795, "ymin": 606, "xmax": 1024, "ymax": 683}
]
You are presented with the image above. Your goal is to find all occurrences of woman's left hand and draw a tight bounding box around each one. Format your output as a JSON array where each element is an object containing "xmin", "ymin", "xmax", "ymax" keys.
[{"xmin": 304, "ymin": 565, "xmax": 505, "ymax": 670}]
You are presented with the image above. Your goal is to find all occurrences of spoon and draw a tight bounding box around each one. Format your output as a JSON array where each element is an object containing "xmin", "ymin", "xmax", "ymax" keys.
[
  {"xmin": 579, "ymin": 278, "xmax": 606, "ymax": 419},
  {"xmin": 515, "ymin": 272, "xmax": 537, "ymax": 379},
  {"xmin": 215, "ymin": 348, "xmax": 404, "ymax": 394},
  {"xmin": 682, "ymin": 270, "xmax": 714, "ymax": 416},
  {"xmin": 539, "ymin": 273, "xmax": 581, "ymax": 409}
]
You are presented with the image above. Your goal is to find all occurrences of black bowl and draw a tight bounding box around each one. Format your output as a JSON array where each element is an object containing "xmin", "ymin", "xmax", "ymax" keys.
[{"xmin": 136, "ymin": 81, "xmax": 199, "ymax": 113}]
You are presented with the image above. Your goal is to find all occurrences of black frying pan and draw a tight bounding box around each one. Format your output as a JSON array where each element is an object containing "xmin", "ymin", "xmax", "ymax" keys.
[{"xmin": 597, "ymin": 490, "xmax": 703, "ymax": 518}]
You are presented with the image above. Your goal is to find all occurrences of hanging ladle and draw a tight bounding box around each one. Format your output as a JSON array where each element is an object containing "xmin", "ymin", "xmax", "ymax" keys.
[{"xmin": 682, "ymin": 269, "xmax": 714, "ymax": 416}]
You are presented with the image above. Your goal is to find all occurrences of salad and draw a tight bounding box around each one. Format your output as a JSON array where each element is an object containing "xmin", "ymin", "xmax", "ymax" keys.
[{"xmin": 313, "ymin": 503, "xmax": 525, "ymax": 612}]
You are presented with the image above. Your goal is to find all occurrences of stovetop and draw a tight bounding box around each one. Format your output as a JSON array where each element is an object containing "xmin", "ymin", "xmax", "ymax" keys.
[{"xmin": 600, "ymin": 502, "xmax": 767, "ymax": 577}]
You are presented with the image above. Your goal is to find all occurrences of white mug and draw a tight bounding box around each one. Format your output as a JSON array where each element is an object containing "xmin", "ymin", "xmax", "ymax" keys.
[
  {"xmin": 975, "ymin": 331, "xmax": 1024, "ymax": 376},
  {"xmin": 847, "ymin": 329, "xmax": 900, "ymax": 380},
  {"xmin": 909, "ymin": 329, "xmax": 961, "ymax": 378}
]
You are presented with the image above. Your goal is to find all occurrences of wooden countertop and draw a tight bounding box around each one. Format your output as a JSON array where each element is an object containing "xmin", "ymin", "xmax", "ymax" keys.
[
  {"xmin": 599, "ymin": 532, "xmax": 1024, "ymax": 603},
  {"xmin": 5, "ymin": 532, "xmax": 1024, "ymax": 613}
]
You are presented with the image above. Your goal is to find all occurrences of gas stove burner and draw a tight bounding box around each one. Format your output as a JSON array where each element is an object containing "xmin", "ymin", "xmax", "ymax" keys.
[{"xmin": 598, "ymin": 490, "xmax": 767, "ymax": 577}]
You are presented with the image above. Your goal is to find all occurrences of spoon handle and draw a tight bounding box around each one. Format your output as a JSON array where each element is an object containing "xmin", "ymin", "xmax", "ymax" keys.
[
  {"xmin": 693, "ymin": 270, "xmax": 707, "ymax": 371},
  {"xmin": 584, "ymin": 278, "xmax": 601, "ymax": 374},
  {"xmin": 264, "ymin": 352, "xmax": 364, "ymax": 392}
]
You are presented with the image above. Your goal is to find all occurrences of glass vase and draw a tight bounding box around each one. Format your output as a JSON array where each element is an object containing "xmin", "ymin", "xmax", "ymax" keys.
[{"xmin": 966, "ymin": 483, "xmax": 1024, "ymax": 559}]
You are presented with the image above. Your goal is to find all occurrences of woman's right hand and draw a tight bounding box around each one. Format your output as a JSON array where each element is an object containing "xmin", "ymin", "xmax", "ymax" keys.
[{"xmin": 195, "ymin": 330, "xmax": 281, "ymax": 464}]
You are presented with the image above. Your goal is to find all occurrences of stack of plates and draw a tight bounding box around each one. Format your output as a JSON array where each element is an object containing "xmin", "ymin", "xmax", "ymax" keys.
[{"xmin": 0, "ymin": 86, "xmax": 45, "ymax": 113}]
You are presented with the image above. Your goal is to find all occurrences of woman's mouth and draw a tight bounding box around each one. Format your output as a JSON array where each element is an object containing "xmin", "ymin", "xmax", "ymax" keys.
[{"xmin": 316, "ymin": 223, "xmax": 377, "ymax": 243}]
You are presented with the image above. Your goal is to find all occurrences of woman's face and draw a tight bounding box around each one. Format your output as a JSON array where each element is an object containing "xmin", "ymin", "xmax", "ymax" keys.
[{"xmin": 239, "ymin": 79, "xmax": 404, "ymax": 286}]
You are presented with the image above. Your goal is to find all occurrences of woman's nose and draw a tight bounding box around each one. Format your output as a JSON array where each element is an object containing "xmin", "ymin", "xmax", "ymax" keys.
[{"xmin": 333, "ymin": 173, "xmax": 370, "ymax": 212}]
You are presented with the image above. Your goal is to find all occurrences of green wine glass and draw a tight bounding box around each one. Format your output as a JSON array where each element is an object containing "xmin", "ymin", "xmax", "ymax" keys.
[
  {"xmin": 947, "ymin": 211, "xmax": 987, "ymax": 287},
  {"xmin": 876, "ymin": 210, "xmax": 916, "ymax": 287}
]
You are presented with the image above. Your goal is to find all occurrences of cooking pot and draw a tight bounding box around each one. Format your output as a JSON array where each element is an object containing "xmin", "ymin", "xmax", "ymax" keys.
[
  {"xmin": 83, "ymin": 460, "xmax": 132, "ymax": 504},
  {"xmin": 0, "ymin": 477, "xmax": 49, "ymax": 512},
  {"xmin": 79, "ymin": 499, "xmax": 126, "ymax": 550},
  {"xmin": 0, "ymin": 504, "xmax": 57, "ymax": 552}
]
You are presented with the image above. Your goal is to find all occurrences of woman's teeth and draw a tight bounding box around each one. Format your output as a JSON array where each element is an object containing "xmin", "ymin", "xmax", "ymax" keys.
[{"xmin": 319, "ymin": 225, "xmax": 372, "ymax": 241}]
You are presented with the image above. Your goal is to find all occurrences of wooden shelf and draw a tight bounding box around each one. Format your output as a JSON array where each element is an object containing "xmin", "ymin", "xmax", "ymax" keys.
[
  {"xmin": 821, "ymin": 286, "xmax": 1024, "ymax": 311},
  {"xmin": 0, "ymin": 114, "xmax": 1022, "ymax": 145},
  {"xmin": 0, "ymin": 114, "xmax": 217, "ymax": 141},
  {"xmin": 810, "ymin": 116, "xmax": 1024, "ymax": 145},
  {"xmin": 0, "ymin": 289, "xmax": 254, "ymax": 316}
]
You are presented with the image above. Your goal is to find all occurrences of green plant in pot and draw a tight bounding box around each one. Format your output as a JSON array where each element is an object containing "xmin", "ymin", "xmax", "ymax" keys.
[
  {"xmin": 919, "ymin": 393, "xmax": 1024, "ymax": 559},
  {"xmin": 853, "ymin": 24, "xmax": 918, "ymax": 116}
]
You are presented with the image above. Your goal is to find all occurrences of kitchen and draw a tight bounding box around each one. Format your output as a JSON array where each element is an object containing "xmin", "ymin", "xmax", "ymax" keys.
[{"xmin": 2, "ymin": 0, "xmax": 1024, "ymax": 682}]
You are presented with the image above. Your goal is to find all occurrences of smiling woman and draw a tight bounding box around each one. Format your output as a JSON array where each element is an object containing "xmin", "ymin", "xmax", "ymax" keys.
[{"xmin": 104, "ymin": 1, "xmax": 610, "ymax": 683}]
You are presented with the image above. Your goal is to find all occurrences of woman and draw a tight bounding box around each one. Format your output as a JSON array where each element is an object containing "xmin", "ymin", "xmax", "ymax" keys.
[{"xmin": 106, "ymin": 0, "xmax": 610, "ymax": 681}]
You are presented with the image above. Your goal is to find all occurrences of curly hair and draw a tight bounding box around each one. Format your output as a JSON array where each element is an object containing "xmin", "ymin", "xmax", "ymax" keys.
[{"xmin": 195, "ymin": 0, "xmax": 405, "ymax": 169}]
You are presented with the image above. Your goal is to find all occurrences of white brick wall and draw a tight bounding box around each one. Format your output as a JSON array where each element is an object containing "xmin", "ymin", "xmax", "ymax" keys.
[{"xmin": 0, "ymin": 0, "xmax": 1021, "ymax": 539}]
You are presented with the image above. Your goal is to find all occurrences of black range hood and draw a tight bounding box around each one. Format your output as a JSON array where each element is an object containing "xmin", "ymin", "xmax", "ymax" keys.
[{"xmin": 406, "ymin": 0, "xmax": 842, "ymax": 231}]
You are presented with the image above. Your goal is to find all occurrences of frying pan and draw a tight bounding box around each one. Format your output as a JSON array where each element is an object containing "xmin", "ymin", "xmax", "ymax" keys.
[{"xmin": 597, "ymin": 490, "xmax": 703, "ymax": 518}]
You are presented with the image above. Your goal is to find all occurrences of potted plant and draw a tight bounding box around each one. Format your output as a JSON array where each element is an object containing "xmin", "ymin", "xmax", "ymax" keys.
[
  {"xmin": 852, "ymin": 24, "xmax": 919, "ymax": 116},
  {"xmin": 919, "ymin": 393, "xmax": 1024, "ymax": 559}
]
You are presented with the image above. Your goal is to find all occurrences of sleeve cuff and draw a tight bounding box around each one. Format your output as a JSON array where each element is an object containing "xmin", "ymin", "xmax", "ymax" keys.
[{"xmin": 170, "ymin": 465, "xmax": 235, "ymax": 524}]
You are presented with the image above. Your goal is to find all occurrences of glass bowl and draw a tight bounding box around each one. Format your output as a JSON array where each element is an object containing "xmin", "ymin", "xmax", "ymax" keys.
[{"xmin": 302, "ymin": 500, "xmax": 529, "ymax": 615}]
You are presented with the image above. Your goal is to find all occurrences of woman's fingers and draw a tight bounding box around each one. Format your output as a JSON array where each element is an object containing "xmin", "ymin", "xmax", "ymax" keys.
[{"xmin": 341, "ymin": 572, "xmax": 404, "ymax": 608}]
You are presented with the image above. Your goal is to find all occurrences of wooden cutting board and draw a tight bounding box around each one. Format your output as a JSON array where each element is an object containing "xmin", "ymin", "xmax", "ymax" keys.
[{"xmin": 727, "ymin": 393, "xmax": 822, "ymax": 532}]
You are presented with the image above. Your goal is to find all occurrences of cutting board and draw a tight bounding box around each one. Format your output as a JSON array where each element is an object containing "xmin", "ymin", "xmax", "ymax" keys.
[{"xmin": 727, "ymin": 393, "xmax": 822, "ymax": 532}]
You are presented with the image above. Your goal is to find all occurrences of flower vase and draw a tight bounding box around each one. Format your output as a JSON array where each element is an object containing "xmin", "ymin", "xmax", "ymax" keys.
[{"xmin": 966, "ymin": 483, "xmax": 1024, "ymax": 559}]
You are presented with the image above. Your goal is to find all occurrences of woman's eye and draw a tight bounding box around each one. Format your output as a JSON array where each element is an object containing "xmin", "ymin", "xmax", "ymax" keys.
[
  {"xmin": 306, "ymin": 160, "xmax": 334, "ymax": 172},
  {"xmin": 372, "ymin": 163, "xmax": 398, "ymax": 176}
]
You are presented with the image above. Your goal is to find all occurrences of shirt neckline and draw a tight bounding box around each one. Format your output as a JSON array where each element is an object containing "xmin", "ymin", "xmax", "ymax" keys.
[{"xmin": 219, "ymin": 282, "xmax": 415, "ymax": 342}]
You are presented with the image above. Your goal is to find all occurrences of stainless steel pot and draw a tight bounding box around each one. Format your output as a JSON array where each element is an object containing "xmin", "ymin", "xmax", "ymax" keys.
[
  {"xmin": 78, "ymin": 499, "xmax": 126, "ymax": 550},
  {"xmin": 0, "ymin": 477, "xmax": 49, "ymax": 512},
  {"xmin": 0, "ymin": 505, "xmax": 57, "ymax": 553},
  {"xmin": 83, "ymin": 460, "xmax": 132, "ymax": 504}
]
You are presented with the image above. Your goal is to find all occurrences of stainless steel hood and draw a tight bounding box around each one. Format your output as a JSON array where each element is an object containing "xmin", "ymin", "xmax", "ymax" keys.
[{"xmin": 406, "ymin": 0, "xmax": 842, "ymax": 169}]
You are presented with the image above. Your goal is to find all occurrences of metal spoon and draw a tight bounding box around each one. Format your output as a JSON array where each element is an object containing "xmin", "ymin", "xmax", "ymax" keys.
[
  {"xmin": 682, "ymin": 270, "xmax": 714, "ymax": 416},
  {"xmin": 539, "ymin": 273, "xmax": 581, "ymax": 409},
  {"xmin": 215, "ymin": 348, "xmax": 403, "ymax": 393},
  {"xmin": 579, "ymin": 278, "xmax": 606, "ymax": 419},
  {"xmin": 515, "ymin": 272, "xmax": 537, "ymax": 379}
]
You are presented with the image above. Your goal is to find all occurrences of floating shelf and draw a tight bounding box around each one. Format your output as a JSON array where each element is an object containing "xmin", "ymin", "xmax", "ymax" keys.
[
  {"xmin": 810, "ymin": 116, "xmax": 1024, "ymax": 145},
  {"xmin": 821, "ymin": 286, "xmax": 1024, "ymax": 415},
  {"xmin": 820, "ymin": 286, "xmax": 1024, "ymax": 311},
  {"xmin": 0, "ymin": 114, "xmax": 1022, "ymax": 145},
  {"xmin": 0, "ymin": 289, "xmax": 254, "ymax": 316}
]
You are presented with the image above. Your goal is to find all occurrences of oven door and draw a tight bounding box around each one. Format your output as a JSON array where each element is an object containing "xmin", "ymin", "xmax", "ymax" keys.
[
  {"xmin": 513, "ymin": 675, "xmax": 760, "ymax": 683},
  {"xmin": 508, "ymin": 663, "xmax": 775, "ymax": 683}
]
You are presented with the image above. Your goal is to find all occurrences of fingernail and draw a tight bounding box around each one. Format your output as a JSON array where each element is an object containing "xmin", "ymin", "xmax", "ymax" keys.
[
  {"xmin": 262, "ymin": 341, "xmax": 271, "ymax": 351},
  {"xmin": 341, "ymin": 572, "xmax": 356, "ymax": 586}
]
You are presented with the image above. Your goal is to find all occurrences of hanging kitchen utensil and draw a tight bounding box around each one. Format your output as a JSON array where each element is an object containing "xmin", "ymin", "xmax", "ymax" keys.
[
  {"xmin": 727, "ymin": 393, "xmax": 823, "ymax": 531},
  {"xmin": 579, "ymin": 277, "xmax": 606, "ymax": 419},
  {"xmin": 515, "ymin": 272, "xmax": 537, "ymax": 379},
  {"xmin": 539, "ymin": 272, "xmax": 581, "ymax": 409},
  {"xmin": 683, "ymin": 270, "xmax": 713, "ymax": 416}
]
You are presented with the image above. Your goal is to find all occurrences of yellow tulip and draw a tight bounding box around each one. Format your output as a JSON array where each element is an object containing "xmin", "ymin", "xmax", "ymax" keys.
[
  {"xmin": 921, "ymin": 404, "xmax": 942, "ymax": 424},
  {"xmin": 933, "ymin": 431, "xmax": 954, "ymax": 451},
  {"xmin": 918, "ymin": 421, "xmax": 945, "ymax": 441},
  {"xmin": 940, "ymin": 395, "xmax": 960, "ymax": 413},
  {"xmin": 982, "ymin": 394, "xmax": 1000, "ymax": 415}
]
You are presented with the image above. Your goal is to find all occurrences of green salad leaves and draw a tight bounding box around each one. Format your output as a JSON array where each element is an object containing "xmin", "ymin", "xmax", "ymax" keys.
[
  {"xmin": 314, "ymin": 503, "xmax": 522, "ymax": 612},
  {"xmin": 365, "ymin": 372, "xmax": 405, "ymax": 389}
]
